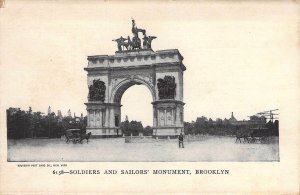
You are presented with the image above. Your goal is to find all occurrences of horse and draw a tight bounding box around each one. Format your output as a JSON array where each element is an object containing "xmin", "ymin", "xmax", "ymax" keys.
[
  {"xmin": 79, "ymin": 132, "xmax": 92, "ymax": 144},
  {"xmin": 121, "ymin": 36, "xmax": 132, "ymax": 50},
  {"xmin": 235, "ymin": 130, "xmax": 252, "ymax": 143},
  {"xmin": 120, "ymin": 42, "xmax": 131, "ymax": 50}
]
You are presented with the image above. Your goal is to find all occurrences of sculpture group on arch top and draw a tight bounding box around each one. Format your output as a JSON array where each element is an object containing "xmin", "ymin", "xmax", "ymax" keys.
[
  {"xmin": 88, "ymin": 19, "xmax": 177, "ymax": 103},
  {"xmin": 112, "ymin": 19, "xmax": 157, "ymax": 51}
]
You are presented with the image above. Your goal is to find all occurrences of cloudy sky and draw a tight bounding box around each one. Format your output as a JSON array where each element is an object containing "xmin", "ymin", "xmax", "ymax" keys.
[{"xmin": 0, "ymin": 1, "xmax": 298, "ymax": 126}]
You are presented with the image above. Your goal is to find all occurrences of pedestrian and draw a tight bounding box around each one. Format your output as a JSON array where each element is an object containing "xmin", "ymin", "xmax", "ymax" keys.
[{"xmin": 178, "ymin": 133, "xmax": 184, "ymax": 148}]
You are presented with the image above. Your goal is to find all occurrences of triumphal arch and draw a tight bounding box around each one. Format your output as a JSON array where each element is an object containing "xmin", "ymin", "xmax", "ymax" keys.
[{"xmin": 84, "ymin": 20, "xmax": 186, "ymax": 138}]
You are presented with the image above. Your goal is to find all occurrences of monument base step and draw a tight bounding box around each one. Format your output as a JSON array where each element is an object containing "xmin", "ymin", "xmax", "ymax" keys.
[
  {"xmin": 153, "ymin": 127, "xmax": 184, "ymax": 136},
  {"xmin": 86, "ymin": 127, "xmax": 122, "ymax": 138}
]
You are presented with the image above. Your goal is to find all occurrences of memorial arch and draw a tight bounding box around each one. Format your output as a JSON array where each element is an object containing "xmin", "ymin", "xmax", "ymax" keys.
[{"xmin": 84, "ymin": 20, "xmax": 186, "ymax": 138}]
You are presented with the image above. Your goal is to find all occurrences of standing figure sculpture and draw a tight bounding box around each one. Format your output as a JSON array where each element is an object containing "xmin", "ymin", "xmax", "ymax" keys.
[
  {"xmin": 143, "ymin": 34, "xmax": 149, "ymax": 49},
  {"xmin": 132, "ymin": 19, "xmax": 146, "ymax": 36},
  {"xmin": 143, "ymin": 34, "xmax": 157, "ymax": 50},
  {"xmin": 126, "ymin": 36, "xmax": 132, "ymax": 50},
  {"xmin": 147, "ymin": 36, "xmax": 156, "ymax": 49},
  {"xmin": 131, "ymin": 19, "xmax": 145, "ymax": 50}
]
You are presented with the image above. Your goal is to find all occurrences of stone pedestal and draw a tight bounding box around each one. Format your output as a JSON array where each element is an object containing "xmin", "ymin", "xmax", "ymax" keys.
[
  {"xmin": 85, "ymin": 101, "xmax": 122, "ymax": 138},
  {"xmin": 152, "ymin": 100, "xmax": 185, "ymax": 138}
]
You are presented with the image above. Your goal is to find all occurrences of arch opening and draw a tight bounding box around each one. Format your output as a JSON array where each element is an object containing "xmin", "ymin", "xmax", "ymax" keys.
[
  {"xmin": 111, "ymin": 78, "xmax": 155, "ymax": 104},
  {"xmin": 111, "ymin": 78, "xmax": 155, "ymax": 128},
  {"xmin": 121, "ymin": 85, "xmax": 153, "ymax": 127}
]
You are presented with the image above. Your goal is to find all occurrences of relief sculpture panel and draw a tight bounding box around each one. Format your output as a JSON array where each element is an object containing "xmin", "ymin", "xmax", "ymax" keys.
[
  {"xmin": 157, "ymin": 76, "xmax": 176, "ymax": 99},
  {"xmin": 88, "ymin": 79, "xmax": 106, "ymax": 102}
]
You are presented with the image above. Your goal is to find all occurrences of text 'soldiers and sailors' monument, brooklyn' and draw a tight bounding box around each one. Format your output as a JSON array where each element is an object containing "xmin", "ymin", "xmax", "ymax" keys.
[{"xmin": 84, "ymin": 20, "xmax": 186, "ymax": 138}]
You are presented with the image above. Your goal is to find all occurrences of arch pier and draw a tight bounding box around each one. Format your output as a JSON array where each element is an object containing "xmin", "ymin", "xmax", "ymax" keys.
[{"xmin": 84, "ymin": 49, "xmax": 186, "ymax": 138}]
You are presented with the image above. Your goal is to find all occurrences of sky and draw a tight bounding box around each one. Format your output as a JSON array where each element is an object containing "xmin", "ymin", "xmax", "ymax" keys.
[{"xmin": 0, "ymin": 1, "xmax": 299, "ymax": 126}]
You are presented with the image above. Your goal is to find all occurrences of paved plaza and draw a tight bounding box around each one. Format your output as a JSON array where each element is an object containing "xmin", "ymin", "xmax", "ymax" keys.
[{"xmin": 8, "ymin": 136, "xmax": 279, "ymax": 162}]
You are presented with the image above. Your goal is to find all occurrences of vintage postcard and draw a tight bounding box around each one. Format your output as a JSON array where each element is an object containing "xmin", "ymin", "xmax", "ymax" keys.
[{"xmin": 0, "ymin": 0, "xmax": 299, "ymax": 194}]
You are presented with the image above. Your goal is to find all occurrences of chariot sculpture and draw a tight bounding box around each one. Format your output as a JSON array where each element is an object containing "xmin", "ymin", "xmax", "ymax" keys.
[{"xmin": 113, "ymin": 19, "xmax": 157, "ymax": 51}]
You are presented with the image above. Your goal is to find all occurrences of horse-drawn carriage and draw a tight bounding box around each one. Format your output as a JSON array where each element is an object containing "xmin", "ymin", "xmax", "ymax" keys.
[
  {"xmin": 248, "ymin": 127, "xmax": 271, "ymax": 143},
  {"xmin": 235, "ymin": 127, "xmax": 271, "ymax": 144},
  {"xmin": 65, "ymin": 129, "xmax": 92, "ymax": 144}
]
